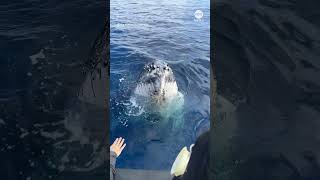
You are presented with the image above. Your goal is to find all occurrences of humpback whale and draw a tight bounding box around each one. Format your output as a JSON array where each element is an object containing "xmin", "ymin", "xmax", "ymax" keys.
[
  {"xmin": 131, "ymin": 60, "xmax": 184, "ymax": 127},
  {"xmin": 134, "ymin": 60, "xmax": 181, "ymax": 104}
]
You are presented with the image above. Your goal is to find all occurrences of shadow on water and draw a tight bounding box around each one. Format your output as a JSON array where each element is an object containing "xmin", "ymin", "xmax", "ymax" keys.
[{"xmin": 212, "ymin": 0, "xmax": 320, "ymax": 179}]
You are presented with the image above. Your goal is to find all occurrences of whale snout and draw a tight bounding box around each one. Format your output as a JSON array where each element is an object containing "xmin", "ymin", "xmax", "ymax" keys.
[
  {"xmin": 134, "ymin": 60, "xmax": 179, "ymax": 101},
  {"xmin": 152, "ymin": 76, "xmax": 164, "ymax": 94}
]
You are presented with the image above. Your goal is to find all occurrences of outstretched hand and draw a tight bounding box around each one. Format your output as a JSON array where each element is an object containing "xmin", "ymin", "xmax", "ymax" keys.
[{"xmin": 110, "ymin": 137, "xmax": 126, "ymax": 157}]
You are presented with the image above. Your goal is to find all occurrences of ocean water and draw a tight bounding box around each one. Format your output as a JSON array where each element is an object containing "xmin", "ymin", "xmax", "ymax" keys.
[
  {"xmin": 110, "ymin": 0, "xmax": 210, "ymax": 170},
  {"xmin": 0, "ymin": 0, "xmax": 107, "ymax": 179},
  {"xmin": 213, "ymin": 0, "xmax": 320, "ymax": 179},
  {"xmin": 1, "ymin": 0, "xmax": 320, "ymax": 179}
]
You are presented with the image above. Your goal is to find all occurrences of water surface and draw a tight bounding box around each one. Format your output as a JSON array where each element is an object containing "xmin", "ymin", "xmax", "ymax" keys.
[{"xmin": 110, "ymin": 0, "xmax": 210, "ymax": 170}]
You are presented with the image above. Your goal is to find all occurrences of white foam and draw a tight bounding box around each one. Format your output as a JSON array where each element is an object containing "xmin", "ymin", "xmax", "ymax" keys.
[
  {"xmin": 20, "ymin": 131, "xmax": 29, "ymax": 138},
  {"xmin": 0, "ymin": 118, "xmax": 5, "ymax": 125},
  {"xmin": 29, "ymin": 49, "xmax": 45, "ymax": 65},
  {"xmin": 125, "ymin": 97, "xmax": 145, "ymax": 116},
  {"xmin": 40, "ymin": 130, "xmax": 65, "ymax": 140}
]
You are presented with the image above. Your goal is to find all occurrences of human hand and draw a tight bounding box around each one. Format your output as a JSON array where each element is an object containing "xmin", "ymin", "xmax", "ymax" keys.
[{"xmin": 110, "ymin": 137, "xmax": 126, "ymax": 157}]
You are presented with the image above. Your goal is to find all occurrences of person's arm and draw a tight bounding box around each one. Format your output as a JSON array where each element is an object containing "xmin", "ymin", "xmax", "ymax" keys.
[
  {"xmin": 110, "ymin": 151, "xmax": 117, "ymax": 180},
  {"xmin": 110, "ymin": 137, "xmax": 126, "ymax": 180}
]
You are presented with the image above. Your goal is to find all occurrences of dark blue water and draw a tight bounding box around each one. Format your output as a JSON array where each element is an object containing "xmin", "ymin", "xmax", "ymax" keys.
[
  {"xmin": 2, "ymin": 0, "xmax": 320, "ymax": 179},
  {"xmin": 110, "ymin": 0, "xmax": 210, "ymax": 170},
  {"xmin": 213, "ymin": 0, "xmax": 320, "ymax": 179},
  {"xmin": 0, "ymin": 0, "xmax": 107, "ymax": 179}
]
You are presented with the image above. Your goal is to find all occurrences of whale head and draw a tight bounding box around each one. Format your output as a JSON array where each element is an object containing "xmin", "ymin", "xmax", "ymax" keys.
[{"xmin": 134, "ymin": 60, "xmax": 179, "ymax": 103}]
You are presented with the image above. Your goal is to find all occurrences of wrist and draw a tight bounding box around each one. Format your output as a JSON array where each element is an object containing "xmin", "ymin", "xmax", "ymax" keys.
[{"xmin": 110, "ymin": 150, "xmax": 118, "ymax": 157}]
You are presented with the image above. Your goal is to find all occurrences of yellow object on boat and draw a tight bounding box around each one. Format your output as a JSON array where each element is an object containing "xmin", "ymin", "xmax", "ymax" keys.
[{"xmin": 170, "ymin": 145, "xmax": 193, "ymax": 177}]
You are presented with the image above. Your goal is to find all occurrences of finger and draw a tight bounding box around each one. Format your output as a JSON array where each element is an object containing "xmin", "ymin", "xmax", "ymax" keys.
[
  {"xmin": 120, "ymin": 143, "xmax": 126, "ymax": 151},
  {"xmin": 116, "ymin": 137, "xmax": 122, "ymax": 146},
  {"xmin": 113, "ymin": 138, "xmax": 119, "ymax": 145},
  {"xmin": 119, "ymin": 138, "xmax": 125, "ymax": 146}
]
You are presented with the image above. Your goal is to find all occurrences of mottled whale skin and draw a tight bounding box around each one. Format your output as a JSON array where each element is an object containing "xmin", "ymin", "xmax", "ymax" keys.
[
  {"xmin": 134, "ymin": 60, "xmax": 181, "ymax": 105},
  {"xmin": 131, "ymin": 60, "xmax": 184, "ymax": 128}
]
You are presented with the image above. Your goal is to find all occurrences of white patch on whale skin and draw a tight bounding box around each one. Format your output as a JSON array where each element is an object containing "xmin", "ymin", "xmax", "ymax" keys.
[
  {"xmin": 164, "ymin": 82, "xmax": 179, "ymax": 97},
  {"xmin": 134, "ymin": 83, "xmax": 156, "ymax": 96},
  {"xmin": 134, "ymin": 81, "xmax": 178, "ymax": 98}
]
